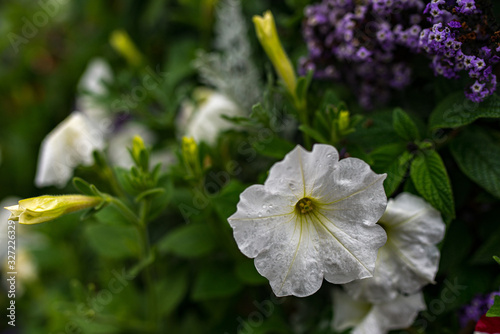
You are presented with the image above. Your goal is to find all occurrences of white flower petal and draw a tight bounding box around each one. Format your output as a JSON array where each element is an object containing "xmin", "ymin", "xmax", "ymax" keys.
[
  {"xmin": 332, "ymin": 288, "xmax": 371, "ymax": 331},
  {"xmin": 35, "ymin": 112, "xmax": 105, "ymax": 188},
  {"xmin": 183, "ymin": 91, "xmax": 243, "ymax": 145},
  {"xmin": 266, "ymin": 144, "xmax": 340, "ymax": 199},
  {"xmin": 228, "ymin": 144, "xmax": 388, "ymax": 297},
  {"xmin": 76, "ymin": 58, "xmax": 113, "ymax": 123},
  {"xmin": 344, "ymin": 192, "xmax": 446, "ymax": 302},
  {"xmin": 229, "ymin": 185, "xmax": 297, "ymax": 259},
  {"xmin": 332, "ymin": 288, "xmax": 426, "ymax": 334}
]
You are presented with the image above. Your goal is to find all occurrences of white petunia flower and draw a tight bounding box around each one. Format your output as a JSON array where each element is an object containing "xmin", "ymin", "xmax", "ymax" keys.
[
  {"xmin": 332, "ymin": 288, "xmax": 426, "ymax": 334},
  {"xmin": 343, "ymin": 192, "xmax": 446, "ymax": 303},
  {"xmin": 35, "ymin": 112, "xmax": 105, "ymax": 188},
  {"xmin": 76, "ymin": 57, "xmax": 113, "ymax": 123},
  {"xmin": 228, "ymin": 144, "xmax": 388, "ymax": 297},
  {"xmin": 178, "ymin": 88, "xmax": 244, "ymax": 146}
]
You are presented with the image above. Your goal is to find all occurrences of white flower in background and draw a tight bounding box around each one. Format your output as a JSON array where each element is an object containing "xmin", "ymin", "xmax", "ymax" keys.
[
  {"xmin": 228, "ymin": 144, "xmax": 387, "ymax": 297},
  {"xmin": 332, "ymin": 288, "xmax": 426, "ymax": 334},
  {"xmin": 35, "ymin": 112, "xmax": 105, "ymax": 188},
  {"xmin": 76, "ymin": 57, "xmax": 113, "ymax": 123},
  {"xmin": 343, "ymin": 193, "xmax": 446, "ymax": 303},
  {"xmin": 178, "ymin": 88, "xmax": 244, "ymax": 146}
]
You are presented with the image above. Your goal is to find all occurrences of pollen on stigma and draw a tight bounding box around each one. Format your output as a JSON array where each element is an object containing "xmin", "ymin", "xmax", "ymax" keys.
[{"xmin": 296, "ymin": 197, "xmax": 315, "ymax": 215}]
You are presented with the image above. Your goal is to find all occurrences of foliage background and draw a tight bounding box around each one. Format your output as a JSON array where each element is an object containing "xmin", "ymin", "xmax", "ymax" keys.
[{"xmin": 0, "ymin": 0, "xmax": 500, "ymax": 333}]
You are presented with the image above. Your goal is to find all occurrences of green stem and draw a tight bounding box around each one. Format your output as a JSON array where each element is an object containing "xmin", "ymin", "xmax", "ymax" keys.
[
  {"xmin": 109, "ymin": 197, "xmax": 140, "ymax": 226},
  {"xmin": 137, "ymin": 200, "xmax": 159, "ymax": 329},
  {"xmin": 296, "ymin": 100, "xmax": 311, "ymax": 149}
]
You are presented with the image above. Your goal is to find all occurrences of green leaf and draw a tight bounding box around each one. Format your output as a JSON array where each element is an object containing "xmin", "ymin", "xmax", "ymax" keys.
[
  {"xmin": 384, "ymin": 152, "xmax": 413, "ymax": 197},
  {"xmin": 135, "ymin": 188, "xmax": 165, "ymax": 203},
  {"xmin": 212, "ymin": 180, "xmax": 247, "ymax": 222},
  {"xmin": 295, "ymin": 70, "xmax": 313, "ymax": 103},
  {"xmin": 191, "ymin": 266, "xmax": 242, "ymax": 301},
  {"xmin": 348, "ymin": 111, "xmax": 401, "ymax": 150},
  {"xmin": 298, "ymin": 124, "xmax": 329, "ymax": 144},
  {"xmin": 155, "ymin": 268, "xmax": 189, "ymax": 317},
  {"xmin": 410, "ymin": 150, "xmax": 455, "ymax": 220},
  {"xmin": 370, "ymin": 143, "xmax": 411, "ymax": 196},
  {"xmin": 430, "ymin": 92, "xmax": 500, "ymax": 130},
  {"xmin": 393, "ymin": 108, "xmax": 420, "ymax": 141},
  {"xmin": 94, "ymin": 205, "xmax": 128, "ymax": 226},
  {"xmin": 486, "ymin": 296, "xmax": 500, "ymax": 317},
  {"xmin": 157, "ymin": 223, "xmax": 216, "ymax": 258},
  {"xmin": 84, "ymin": 224, "xmax": 141, "ymax": 259},
  {"xmin": 72, "ymin": 177, "xmax": 96, "ymax": 196},
  {"xmin": 235, "ymin": 259, "xmax": 267, "ymax": 285},
  {"xmin": 252, "ymin": 136, "xmax": 296, "ymax": 159},
  {"xmin": 450, "ymin": 127, "xmax": 500, "ymax": 199},
  {"xmin": 494, "ymin": 255, "xmax": 500, "ymax": 265}
]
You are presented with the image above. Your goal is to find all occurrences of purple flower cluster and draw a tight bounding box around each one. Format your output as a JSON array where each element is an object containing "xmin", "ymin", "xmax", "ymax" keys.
[
  {"xmin": 420, "ymin": 0, "xmax": 500, "ymax": 102},
  {"xmin": 459, "ymin": 290, "xmax": 500, "ymax": 328},
  {"xmin": 300, "ymin": 0, "xmax": 425, "ymax": 109}
]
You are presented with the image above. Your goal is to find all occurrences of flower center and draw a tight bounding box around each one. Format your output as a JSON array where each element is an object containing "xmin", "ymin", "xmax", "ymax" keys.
[{"xmin": 296, "ymin": 198, "xmax": 314, "ymax": 214}]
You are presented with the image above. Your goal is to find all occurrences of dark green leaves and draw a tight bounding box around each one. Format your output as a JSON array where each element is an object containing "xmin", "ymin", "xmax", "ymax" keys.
[
  {"xmin": 157, "ymin": 223, "xmax": 216, "ymax": 258},
  {"xmin": 84, "ymin": 224, "xmax": 141, "ymax": 259},
  {"xmin": 191, "ymin": 266, "xmax": 242, "ymax": 301},
  {"xmin": 430, "ymin": 92, "xmax": 500, "ymax": 130},
  {"xmin": 369, "ymin": 143, "xmax": 410, "ymax": 196},
  {"xmin": 411, "ymin": 150, "xmax": 455, "ymax": 220},
  {"xmin": 451, "ymin": 127, "xmax": 500, "ymax": 199},
  {"xmin": 393, "ymin": 108, "xmax": 420, "ymax": 141}
]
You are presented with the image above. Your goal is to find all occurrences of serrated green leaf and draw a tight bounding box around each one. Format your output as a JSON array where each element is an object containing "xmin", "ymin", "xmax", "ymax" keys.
[
  {"xmin": 393, "ymin": 108, "xmax": 420, "ymax": 141},
  {"xmin": 450, "ymin": 127, "xmax": 500, "ymax": 199},
  {"xmin": 486, "ymin": 296, "xmax": 500, "ymax": 317},
  {"xmin": 384, "ymin": 152, "xmax": 413, "ymax": 197},
  {"xmin": 369, "ymin": 143, "xmax": 411, "ymax": 196},
  {"xmin": 410, "ymin": 150, "xmax": 455, "ymax": 220},
  {"xmin": 430, "ymin": 92, "xmax": 500, "ymax": 130},
  {"xmin": 157, "ymin": 223, "xmax": 216, "ymax": 258},
  {"xmin": 191, "ymin": 266, "xmax": 242, "ymax": 301},
  {"xmin": 84, "ymin": 224, "xmax": 141, "ymax": 259},
  {"xmin": 348, "ymin": 111, "xmax": 401, "ymax": 150}
]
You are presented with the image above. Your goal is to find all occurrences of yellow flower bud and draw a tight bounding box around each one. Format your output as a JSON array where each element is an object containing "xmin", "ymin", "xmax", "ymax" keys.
[
  {"xmin": 253, "ymin": 11, "xmax": 297, "ymax": 97},
  {"xmin": 4, "ymin": 195, "xmax": 103, "ymax": 225},
  {"xmin": 338, "ymin": 111, "xmax": 350, "ymax": 132},
  {"xmin": 110, "ymin": 30, "xmax": 143, "ymax": 67},
  {"xmin": 182, "ymin": 137, "xmax": 201, "ymax": 176},
  {"xmin": 132, "ymin": 135, "xmax": 146, "ymax": 160}
]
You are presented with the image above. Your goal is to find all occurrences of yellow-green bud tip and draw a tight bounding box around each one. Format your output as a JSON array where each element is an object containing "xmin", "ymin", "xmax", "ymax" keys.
[{"xmin": 4, "ymin": 195, "xmax": 102, "ymax": 225}]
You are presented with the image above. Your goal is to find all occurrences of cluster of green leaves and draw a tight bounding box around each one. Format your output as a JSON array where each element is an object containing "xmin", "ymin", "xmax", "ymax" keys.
[{"xmin": 2, "ymin": 0, "xmax": 500, "ymax": 334}]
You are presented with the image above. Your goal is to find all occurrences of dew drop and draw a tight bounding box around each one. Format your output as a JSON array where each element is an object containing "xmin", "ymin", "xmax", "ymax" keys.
[
  {"xmin": 262, "ymin": 204, "xmax": 267, "ymax": 209},
  {"xmin": 327, "ymin": 154, "xmax": 332, "ymax": 158}
]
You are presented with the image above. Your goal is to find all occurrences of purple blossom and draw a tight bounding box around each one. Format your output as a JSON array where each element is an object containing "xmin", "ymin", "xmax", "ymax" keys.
[
  {"xmin": 419, "ymin": 0, "xmax": 499, "ymax": 103},
  {"xmin": 301, "ymin": 0, "xmax": 425, "ymax": 109},
  {"xmin": 460, "ymin": 291, "xmax": 500, "ymax": 328}
]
